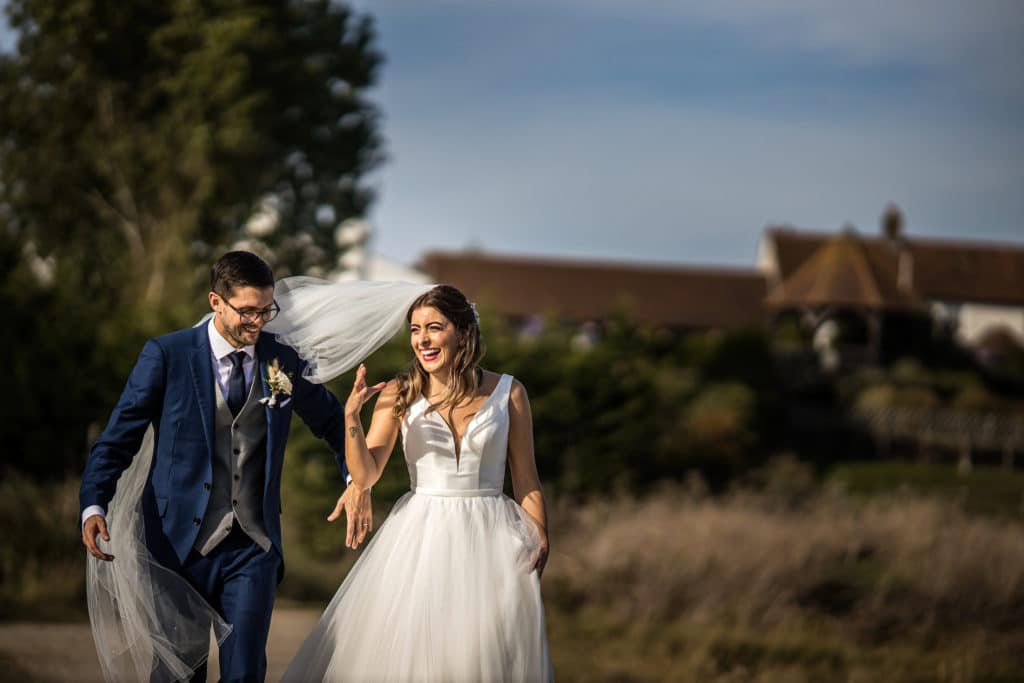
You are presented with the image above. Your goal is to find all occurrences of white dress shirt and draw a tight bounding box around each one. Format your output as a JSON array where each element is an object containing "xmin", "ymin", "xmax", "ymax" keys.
[{"xmin": 206, "ymin": 318, "xmax": 257, "ymax": 399}]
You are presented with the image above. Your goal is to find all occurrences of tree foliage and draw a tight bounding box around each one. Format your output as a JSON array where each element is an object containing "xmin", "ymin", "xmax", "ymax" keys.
[
  {"xmin": 0, "ymin": 0, "xmax": 384, "ymax": 318},
  {"xmin": 0, "ymin": 0, "xmax": 385, "ymax": 477}
]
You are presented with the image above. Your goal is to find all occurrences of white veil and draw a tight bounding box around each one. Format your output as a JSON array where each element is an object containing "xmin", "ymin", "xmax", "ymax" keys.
[
  {"xmin": 86, "ymin": 427, "xmax": 232, "ymax": 682},
  {"xmin": 264, "ymin": 277, "xmax": 433, "ymax": 383},
  {"xmin": 86, "ymin": 277, "xmax": 433, "ymax": 682}
]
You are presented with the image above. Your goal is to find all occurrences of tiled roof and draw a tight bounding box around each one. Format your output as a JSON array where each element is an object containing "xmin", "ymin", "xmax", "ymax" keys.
[
  {"xmin": 421, "ymin": 251, "xmax": 768, "ymax": 328},
  {"xmin": 765, "ymin": 227, "xmax": 1024, "ymax": 306},
  {"xmin": 766, "ymin": 230, "xmax": 922, "ymax": 311}
]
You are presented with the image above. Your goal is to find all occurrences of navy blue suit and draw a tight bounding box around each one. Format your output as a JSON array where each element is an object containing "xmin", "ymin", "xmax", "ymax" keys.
[{"xmin": 80, "ymin": 324, "xmax": 349, "ymax": 681}]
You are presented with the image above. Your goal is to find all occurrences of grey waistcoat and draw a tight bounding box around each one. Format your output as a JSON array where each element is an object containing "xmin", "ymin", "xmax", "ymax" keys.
[{"xmin": 194, "ymin": 367, "xmax": 272, "ymax": 555}]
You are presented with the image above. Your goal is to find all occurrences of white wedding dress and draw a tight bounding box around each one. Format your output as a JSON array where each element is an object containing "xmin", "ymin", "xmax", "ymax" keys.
[{"xmin": 282, "ymin": 373, "xmax": 554, "ymax": 682}]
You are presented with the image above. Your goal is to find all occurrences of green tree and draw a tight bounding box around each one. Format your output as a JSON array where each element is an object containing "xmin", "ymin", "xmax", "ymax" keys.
[
  {"xmin": 0, "ymin": 0, "xmax": 385, "ymax": 477},
  {"xmin": 0, "ymin": 0, "xmax": 384, "ymax": 321}
]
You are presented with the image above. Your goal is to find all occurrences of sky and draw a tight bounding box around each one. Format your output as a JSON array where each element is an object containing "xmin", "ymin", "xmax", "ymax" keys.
[
  {"xmin": 348, "ymin": 0, "xmax": 1024, "ymax": 267},
  {"xmin": 4, "ymin": 2, "xmax": 1023, "ymax": 268}
]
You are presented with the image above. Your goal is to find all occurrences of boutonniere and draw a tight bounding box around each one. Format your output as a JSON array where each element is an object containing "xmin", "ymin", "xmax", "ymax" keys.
[{"xmin": 260, "ymin": 358, "xmax": 293, "ymax": 408}]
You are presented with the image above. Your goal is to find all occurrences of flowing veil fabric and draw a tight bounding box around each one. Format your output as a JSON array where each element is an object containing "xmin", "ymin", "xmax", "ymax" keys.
[
  {"xmin": 86, "ymin": 278, "xmax": 433, "ymax": 682},
  {"xmin": 87, "ymin": 427, "xmax": 232, "ymax": 682},
  {"xmin": 264, "ymin": 277, "xmax": 432, "ymax": 384}
]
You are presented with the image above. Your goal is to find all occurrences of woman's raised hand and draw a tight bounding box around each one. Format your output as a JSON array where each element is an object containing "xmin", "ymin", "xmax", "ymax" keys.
[{"xmin": 345, "ymin": 363, "xmax": 387, "ymax": 416}]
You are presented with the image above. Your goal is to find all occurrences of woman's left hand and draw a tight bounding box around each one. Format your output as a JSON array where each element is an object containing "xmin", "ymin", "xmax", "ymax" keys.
[
  {"xmin": 327, "ymin": 484, "xmax": 374, "ymax": 550},
  {"xmin": 533, "ymin": 538, "xmax": 549, "ymax": 578}
]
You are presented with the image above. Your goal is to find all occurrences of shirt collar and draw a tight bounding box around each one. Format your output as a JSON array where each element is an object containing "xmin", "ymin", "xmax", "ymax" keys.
[{"xmin": 207, "ymin": 318, "xmax": 256, "ymax": 362}]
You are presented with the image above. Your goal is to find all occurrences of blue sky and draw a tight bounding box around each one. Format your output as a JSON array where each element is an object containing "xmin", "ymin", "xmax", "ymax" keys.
[
  {"xmin": 350, "ymin": 0, "xmax": 1024, "ymax": 266},
  {"xmin": 4, "ymin": 2, "xmax": 1023, "ymax": 267}
]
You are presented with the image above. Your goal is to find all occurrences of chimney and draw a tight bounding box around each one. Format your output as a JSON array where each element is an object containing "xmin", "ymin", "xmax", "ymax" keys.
[
  {"xmin": 881, "ymin": 202, "xmax": 903, "ymax": 241},
  {"xmin": 881, "ymin": 203, "xmax": 914, "ymax": 293}
]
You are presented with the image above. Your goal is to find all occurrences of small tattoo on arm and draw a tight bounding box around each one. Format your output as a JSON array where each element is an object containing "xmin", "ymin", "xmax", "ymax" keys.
[{"xmin": 349, "ymin": 426, "xmax": 360, "ymax": 438}]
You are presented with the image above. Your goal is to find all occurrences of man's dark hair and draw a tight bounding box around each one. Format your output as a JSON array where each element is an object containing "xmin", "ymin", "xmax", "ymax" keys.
[{"xmin": 211, "ymin": 251, "xmax": 274, "ymax": 297}]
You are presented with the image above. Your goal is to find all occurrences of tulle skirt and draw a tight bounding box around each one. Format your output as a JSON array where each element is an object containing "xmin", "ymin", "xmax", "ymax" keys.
[{"xmin": 281, "ymin": 491, "xmax": 554, "ymax": 682}]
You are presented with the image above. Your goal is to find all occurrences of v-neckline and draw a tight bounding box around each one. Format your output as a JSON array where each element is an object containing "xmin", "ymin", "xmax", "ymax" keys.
[{"xmin": 421, "ymin": 375, "xmax": 505, "ymax": 469}]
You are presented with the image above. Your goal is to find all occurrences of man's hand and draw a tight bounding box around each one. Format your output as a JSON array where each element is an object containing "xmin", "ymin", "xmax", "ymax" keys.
[
  {"xmin": 82, "ymin": 514, "xmax": 114, "ymax": 561},
  {"xmin": 328, "ymin": 485, "xmax": 373, "ymax": 549}
]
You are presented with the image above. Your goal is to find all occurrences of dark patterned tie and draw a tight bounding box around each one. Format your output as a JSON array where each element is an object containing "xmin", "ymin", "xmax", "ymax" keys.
[{"xmin": 227, "ymin": 351, "xmax": 247, "ymax": 417}]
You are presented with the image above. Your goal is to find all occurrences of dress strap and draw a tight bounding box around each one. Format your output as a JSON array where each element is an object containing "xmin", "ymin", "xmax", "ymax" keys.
[{"xmin": 494, "ymin": 373, "xmax": 514, "ymax": 412}]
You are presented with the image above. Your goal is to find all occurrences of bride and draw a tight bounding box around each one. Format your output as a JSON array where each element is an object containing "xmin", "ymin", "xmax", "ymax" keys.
[{"xmin": 282, "ymin": 284, "xmax": 554, "ymax": 682}]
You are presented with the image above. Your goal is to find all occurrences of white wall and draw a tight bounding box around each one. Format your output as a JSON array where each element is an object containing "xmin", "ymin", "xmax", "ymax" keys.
[{"xmin": 952, "ymin": 302, "xmax": 1024, "ymax": 346}]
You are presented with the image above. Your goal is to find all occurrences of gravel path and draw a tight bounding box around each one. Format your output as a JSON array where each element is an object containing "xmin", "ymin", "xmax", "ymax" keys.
[{"xmin": 0, "ymin": 607, "xmax": 322, "ymax": 682}]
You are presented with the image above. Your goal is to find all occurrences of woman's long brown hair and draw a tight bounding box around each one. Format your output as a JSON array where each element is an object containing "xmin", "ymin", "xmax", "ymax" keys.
[{"xmin": 394, "ymin": 285, "xmax": 486, "ymax": 419}]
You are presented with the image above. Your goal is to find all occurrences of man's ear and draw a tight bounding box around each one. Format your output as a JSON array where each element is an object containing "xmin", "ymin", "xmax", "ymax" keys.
[{"xmin": 208, "ymin": 291, "xmax": 221, "ymax": 311}]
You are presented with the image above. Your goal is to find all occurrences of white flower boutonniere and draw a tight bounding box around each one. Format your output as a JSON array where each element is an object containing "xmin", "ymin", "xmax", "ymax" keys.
[{"xmin": 260, "ymin": 358, "xmax": 293, "ymax": 408}]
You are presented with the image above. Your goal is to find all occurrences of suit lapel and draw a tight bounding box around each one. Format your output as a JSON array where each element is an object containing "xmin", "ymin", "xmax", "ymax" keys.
[
  {"xmin": 256, "ymin": 336, "xmax": 278, "ymax": 486},
  {"xmin": 189, "ymin": 325, "xmax": 216, "ymax": 460}
]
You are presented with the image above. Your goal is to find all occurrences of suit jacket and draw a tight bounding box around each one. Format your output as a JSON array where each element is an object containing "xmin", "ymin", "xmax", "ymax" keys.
[{"xmin": 79, "ymin": 324, "xmax": 349, "ymax": 569}]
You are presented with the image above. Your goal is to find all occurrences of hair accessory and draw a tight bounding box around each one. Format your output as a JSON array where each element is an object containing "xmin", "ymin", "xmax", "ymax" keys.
[{"xmin": 469, "ymin": 301, "xmax": 480, "ymax": 324}]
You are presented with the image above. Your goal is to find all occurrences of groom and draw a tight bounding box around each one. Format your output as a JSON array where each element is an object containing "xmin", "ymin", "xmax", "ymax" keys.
[{"xmin": 80, "ymin": 251, "xmax": 368, "ymax": 682}]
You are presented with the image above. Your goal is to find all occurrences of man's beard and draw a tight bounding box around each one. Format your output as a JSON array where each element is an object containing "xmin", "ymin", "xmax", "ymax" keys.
[{"xmin": 229, "ymin": 323, "xmax": 260, "ymax": 346}]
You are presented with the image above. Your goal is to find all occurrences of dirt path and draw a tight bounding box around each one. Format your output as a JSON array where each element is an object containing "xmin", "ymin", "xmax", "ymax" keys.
[{"xmin": 0, "ymin": 607, "xmax": 322, "ymax": 682}]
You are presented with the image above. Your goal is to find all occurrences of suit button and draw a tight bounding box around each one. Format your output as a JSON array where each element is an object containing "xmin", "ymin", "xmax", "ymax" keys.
[
  {"xmin": 232, "ymin": 499, "xmax": 238, "ymax": 506},
  {"xmin": 233, "ymin": 424, "xmax": 240, "ymax": 430},
  {"xmin": 233, "ymin": 448, "xmax": 241, "ymax": 455},
  {"xmin": 192, "ymin": 517, "xmax": 201, "ymax": 525},
  {"xmin": 203, "ymin": 482, "xmax": 211, "ymax": 491},
  {"xmin": 233, "ymin": 474, "xmax": 240, "ymax": 481}
]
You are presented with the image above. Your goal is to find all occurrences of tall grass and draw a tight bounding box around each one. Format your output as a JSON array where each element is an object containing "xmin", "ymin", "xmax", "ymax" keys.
[
  {"xmin": 549, "ymin": 489, "xmax": 1024, "ymax": 632},
  {"xmin": 544, "ymin": 464, "xmax": 1024, "ymax": 682}
]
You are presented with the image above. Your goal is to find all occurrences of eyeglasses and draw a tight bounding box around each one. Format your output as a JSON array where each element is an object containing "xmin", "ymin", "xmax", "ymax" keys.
[{"xmin": 216, "ymin": 294, "xmax": 281, "ymax": 323}]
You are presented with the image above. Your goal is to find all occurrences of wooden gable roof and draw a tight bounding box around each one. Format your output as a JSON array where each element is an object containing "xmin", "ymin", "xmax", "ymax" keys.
[
  {"xmin": 764, "ymin": 227, "xmax": 1024, "ymax": 307},
  {"xmin": 766, "ymin": 230, "xmax": 921, "ymax": 311}
]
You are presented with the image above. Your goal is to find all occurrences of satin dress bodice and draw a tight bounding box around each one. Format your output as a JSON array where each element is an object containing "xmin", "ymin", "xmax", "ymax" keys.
[{"xmin": 400, "ymin": 374, "xmax": 513, "ymax": 497}]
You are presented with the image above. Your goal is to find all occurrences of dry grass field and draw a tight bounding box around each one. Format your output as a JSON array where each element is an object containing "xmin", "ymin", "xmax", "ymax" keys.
[
  {"xmin": 541, "ymin": 476, "xmax": 1024, "ymax": 682},
  {"xmin": 3, "ymin": 463, "xmax": 1023, "ymax": 682}
]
